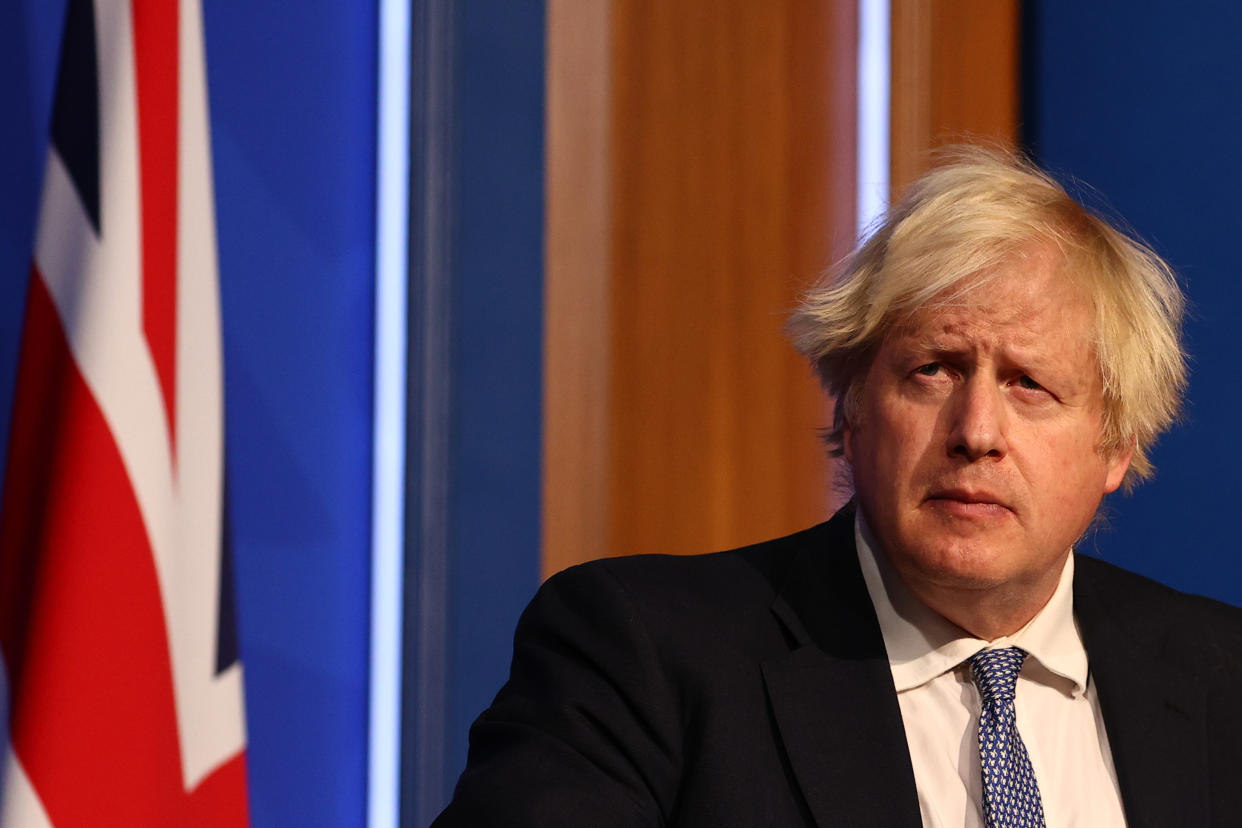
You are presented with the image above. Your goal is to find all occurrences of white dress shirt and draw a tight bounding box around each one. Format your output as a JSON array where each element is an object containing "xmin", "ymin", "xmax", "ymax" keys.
[{"xmin": 855, "ymin": 516, "xmax": 1128, "ymax": 827}]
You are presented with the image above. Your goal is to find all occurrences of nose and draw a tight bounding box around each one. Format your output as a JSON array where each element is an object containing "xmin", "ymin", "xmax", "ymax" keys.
[{"xmin": 947, "ymin": 376, "xmax": 1008, "ymax": 461}]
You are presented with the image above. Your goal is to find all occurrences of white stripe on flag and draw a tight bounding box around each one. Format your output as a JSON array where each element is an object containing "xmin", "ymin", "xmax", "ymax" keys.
[
  {"xmin": 169, "ymin": 0, "xmax": 246, "ymax": 788},
  {"xmin": 0, "ymin": 657, "xmax": 51, "ymax": 828}
]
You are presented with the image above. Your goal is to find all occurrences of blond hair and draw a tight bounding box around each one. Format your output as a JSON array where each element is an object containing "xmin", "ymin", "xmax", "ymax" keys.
[{"xmin": 787, "ymin": 146, "xmax": 1186, "ymax": 489}]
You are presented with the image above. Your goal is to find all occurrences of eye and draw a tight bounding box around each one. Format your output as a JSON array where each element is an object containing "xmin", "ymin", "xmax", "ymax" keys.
[
  {"xmin": 1016, "ymin": 375, "xmax": 1043, "ymax": 391},
  {"xmin": 915, "ymin": 362, "xmax": 941, "ymax": 376}
]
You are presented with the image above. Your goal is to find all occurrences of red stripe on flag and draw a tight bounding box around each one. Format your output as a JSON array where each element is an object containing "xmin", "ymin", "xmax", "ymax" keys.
[
  {"xmin": 185, "ymin": 752, "xmax": 250, "ymax": 828},
  {"xmin": 0, "ymin": 271, "xmax": 246, "ymax": 825},
  {"xmin": 132, "ymin": 0, "xmax": 179, "ymax": 453}
]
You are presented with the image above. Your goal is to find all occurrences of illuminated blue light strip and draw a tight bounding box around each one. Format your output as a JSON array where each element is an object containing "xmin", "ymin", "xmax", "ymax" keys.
[
  {"xmin": 857, "ymin": 0, "xmax": 891, "ymax": 236},
  {"xmin": 368, "ymin": 0, "xmax": 411, "ymax": 825}
]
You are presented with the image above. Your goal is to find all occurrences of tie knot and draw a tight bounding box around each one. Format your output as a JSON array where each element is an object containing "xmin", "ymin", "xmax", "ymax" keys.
[{"xmin": 969, "ymin": 646, "xmax": 1027, "ymax": 703}]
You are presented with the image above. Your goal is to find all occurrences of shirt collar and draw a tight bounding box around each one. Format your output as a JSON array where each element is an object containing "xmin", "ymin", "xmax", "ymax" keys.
[{"xmin": 855, "ymin": 512, "xmax": 1089, "ymax": 697}]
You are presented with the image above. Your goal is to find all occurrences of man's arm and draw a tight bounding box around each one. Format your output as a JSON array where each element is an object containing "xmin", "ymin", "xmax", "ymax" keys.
[{"xmin": 433, "ymin": 560, "xmax": 683, "ymax": 827}]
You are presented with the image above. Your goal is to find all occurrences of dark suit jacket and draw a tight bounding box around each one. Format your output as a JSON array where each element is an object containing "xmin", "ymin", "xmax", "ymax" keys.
[{"xmin": 435, "ymin": 506, "xmax": 1242, "ymax": 826}]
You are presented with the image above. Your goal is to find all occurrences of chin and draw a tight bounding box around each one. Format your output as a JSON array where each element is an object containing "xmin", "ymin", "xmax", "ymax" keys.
[{"xmin": 898, "ymin": 534, "xmax": 1021, "ymax": 591}]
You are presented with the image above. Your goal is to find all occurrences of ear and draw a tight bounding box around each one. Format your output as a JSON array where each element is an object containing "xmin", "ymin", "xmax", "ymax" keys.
[{"xmin": 1102, "ymin": 438, "xmax": 1135, "ymax": 494}]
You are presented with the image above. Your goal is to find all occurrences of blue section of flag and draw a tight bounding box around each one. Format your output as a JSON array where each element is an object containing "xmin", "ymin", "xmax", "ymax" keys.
[
  {"xmin": 216, "ymin": 468, "xmax": 238, "ymax": 676},
  {"xmin": 48, "ymin": 0, "xmax": 99, "ymax": 236},
  {"xmin": 0, "ymin": 1, "xmax": 66, "ymax": 490}
]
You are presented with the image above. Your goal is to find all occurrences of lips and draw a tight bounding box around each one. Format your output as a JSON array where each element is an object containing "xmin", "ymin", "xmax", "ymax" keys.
[{"xmin": 925, "ymin": 487, "xmax": 1014, "ymax": 518}]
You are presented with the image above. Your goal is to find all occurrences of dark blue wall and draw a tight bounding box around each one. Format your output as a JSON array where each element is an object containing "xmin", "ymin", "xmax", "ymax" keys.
[
  {"xmin": 404, "ymin": 0, "xmax": 546, "ymax": 819},
  {"xmin": 1025, "ymin": 2, "xmax": 1242, "ymax": 607},
  {"xmin": 444, "ymin": 0, "xmax": 545, "ymax": 792}
]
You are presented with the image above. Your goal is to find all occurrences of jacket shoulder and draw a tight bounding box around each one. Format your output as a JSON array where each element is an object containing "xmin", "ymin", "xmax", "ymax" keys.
[
  {"xmin": 436, "ymin": 521, "xmax": 847, "ymax": 826},
  {"xmin": 547, "ymin": 520, "xmax": 845, "ymax": 628},
  {"xmin": 1075, "ymin": 553, "xmax": 1242, "ymax": 672},
  {"xmin": 580, "ymin": 521, "xmax": 830, "ymax": 587}
]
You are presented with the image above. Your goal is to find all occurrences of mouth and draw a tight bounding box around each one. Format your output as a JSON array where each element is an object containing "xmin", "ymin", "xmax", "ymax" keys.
[{"xmin": 924, "ymin": 488, "xmax": 1014, "ymax": 520}]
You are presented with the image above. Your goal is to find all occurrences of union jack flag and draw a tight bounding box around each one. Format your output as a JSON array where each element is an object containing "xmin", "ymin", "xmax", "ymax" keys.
[{"xmin": 0, "ymin": 0, "xmax": 249, "ymax": 823}]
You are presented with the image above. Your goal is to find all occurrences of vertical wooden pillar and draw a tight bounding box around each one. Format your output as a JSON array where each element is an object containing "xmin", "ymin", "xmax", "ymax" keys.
[
  {"xmin": 544, "ymin": 0, "xmax": 614, "ymax": 577},
  {"xmin": 545, "ymin": 0, "xmax": 858, "ymax": 576},
  {"xmin": 890, "ymin": 0, "xmax": 1020, "ymax": 193}
]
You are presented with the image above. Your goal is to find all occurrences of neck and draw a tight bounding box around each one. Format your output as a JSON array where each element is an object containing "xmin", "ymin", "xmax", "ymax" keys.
[{"xmin": 899, "ymin": 568, "xmax": 1063, "ymax": 641}]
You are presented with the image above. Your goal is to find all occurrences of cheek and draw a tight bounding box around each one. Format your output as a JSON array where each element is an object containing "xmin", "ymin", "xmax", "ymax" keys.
[
  {"xmin": 1023, "ymin": 427, "xmax": 1111, "ymax": 507},
  {"xmin": 859, "ymin": 403, "xmax": 938, "ymax": 480},
  {"xmin": 877, "ymin": 396, "xmax": 937, "ymax": 446},
  {"xmin": 850, "ymin": 371, "xmax": 947, "ymax": 486}
]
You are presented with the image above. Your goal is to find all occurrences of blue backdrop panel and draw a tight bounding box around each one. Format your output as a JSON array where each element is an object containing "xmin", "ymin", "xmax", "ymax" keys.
[
  {"xmin": 204, "ymin": 1, "xmax": 377, "ymax": 825},
  {"xmin": 1025, "ymin": 2, "xmax": 1242, "ymax": 607},
  {"xmin": 441, "ymin": 0, "xmax": 545, "ymax": 807},
  {"xmin": 0, "ymin": 2, "xmax": 377, "ymax": 826},
  {"xmin": 403, "ymin": 1, "xmax": 545, "ymax": 817}
]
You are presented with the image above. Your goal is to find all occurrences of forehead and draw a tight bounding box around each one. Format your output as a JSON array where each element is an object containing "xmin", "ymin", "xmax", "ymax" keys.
[{"xmin": 886, "ymin": 253, "xmax": 1100, "ymax": 372}]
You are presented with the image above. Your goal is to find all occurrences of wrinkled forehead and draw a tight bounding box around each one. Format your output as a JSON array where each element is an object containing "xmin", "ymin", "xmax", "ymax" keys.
[{"xmin": 880, "ymin": 244, "xmax": 1102, "ymax": 354}]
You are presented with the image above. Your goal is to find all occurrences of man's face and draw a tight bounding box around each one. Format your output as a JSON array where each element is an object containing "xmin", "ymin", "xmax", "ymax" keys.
[{"xmin": 844, "ymin": 249, "xmax": 1132, "ymax": 620}]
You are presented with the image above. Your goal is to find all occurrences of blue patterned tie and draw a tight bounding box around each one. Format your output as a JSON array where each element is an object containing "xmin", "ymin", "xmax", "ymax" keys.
[{"xmin": 969, "ymin": 647, "xmax": 1046, "ymax": 828}]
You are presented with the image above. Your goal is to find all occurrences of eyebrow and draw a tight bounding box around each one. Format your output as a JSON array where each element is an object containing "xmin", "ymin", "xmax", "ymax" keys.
[
  {"xmin": 901, "ymin": 333, "xmax": 975, "ymax": 356},
  {"xmin": 901, "ymin": 333, "xmax": 1054, "ymax": 372}
]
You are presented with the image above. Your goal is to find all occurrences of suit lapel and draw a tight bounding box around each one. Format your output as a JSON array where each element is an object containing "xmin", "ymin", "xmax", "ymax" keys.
[
  {"xmin": 1074, "ymin": 557, "xmax": 1209, "ymax": 827},
  {"xmin": 761, "ymin": 510, "xmax": 922, "ymax": 828}
]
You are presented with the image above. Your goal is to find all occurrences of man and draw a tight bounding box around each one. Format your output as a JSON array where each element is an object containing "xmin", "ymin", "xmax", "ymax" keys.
[{"xmin": 434, "ymin": 148, "xmax": 1242, "ymax": 826}]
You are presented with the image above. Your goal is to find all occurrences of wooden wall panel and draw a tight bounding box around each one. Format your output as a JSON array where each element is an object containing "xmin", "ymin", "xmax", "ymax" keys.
[
  {"xmin": 544, "ymin": 0, "xmax": 613, "ymax": 578},
  {"xmin": 545, "ymin": 0, "xmax": 857, "ymax": 576},
  {"xmin": 891, "ymin": 0, "xmax": 1020, "ymax": 193}
]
